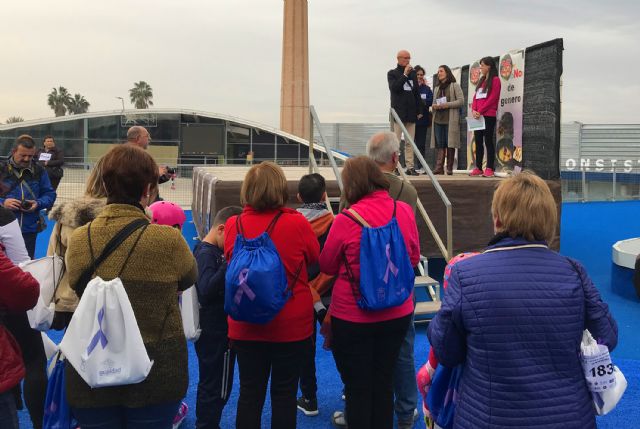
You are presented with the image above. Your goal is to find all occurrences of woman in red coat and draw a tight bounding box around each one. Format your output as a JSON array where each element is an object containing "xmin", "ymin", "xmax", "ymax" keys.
[
  {"xmin": 224, "ymin": 161, "xmax": 319, "ymax": 429},
  {"xmin": 0, "ymin": 249, "xmax": 39, "ymax": 429}
]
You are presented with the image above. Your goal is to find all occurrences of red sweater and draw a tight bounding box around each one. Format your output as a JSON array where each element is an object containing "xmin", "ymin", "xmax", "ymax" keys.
[
  {"xmin": 471, "ymin": 76, "xmax": 501, "ymax": 117},
  {"xmin": 0, "ymin": 250, "xmax": 39, "ymax": 393},
  {"xmin": 319, "ymin": 190, "xmax": 420, "ymax": 323},
  {"xmin": 224, "ymin": 206, "xmax": 320, "ymax": 342}
]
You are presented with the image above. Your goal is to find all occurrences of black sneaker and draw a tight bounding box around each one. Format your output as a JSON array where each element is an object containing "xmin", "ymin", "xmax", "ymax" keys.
[{"xmin": 297, "ymin": 396, "xmax": 319, "ymax": 416}]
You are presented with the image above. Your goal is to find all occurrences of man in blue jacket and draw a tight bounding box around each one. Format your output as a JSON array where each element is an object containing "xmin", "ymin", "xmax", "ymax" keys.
[{"xmin": 0, "ymin": 135, "xmax": 56, "ymax": 258}]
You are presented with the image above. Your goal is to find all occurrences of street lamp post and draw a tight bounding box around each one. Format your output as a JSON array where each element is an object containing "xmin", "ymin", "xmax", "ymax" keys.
[{"xmin": 116, "ymin": 96, "xmax": 125, "ymax": 112}]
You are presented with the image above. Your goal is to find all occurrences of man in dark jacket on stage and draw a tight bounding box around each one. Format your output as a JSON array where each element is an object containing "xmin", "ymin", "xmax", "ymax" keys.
[{"xmin": 388, "ymin": 50, "xmax": 422, "ymax": 176}]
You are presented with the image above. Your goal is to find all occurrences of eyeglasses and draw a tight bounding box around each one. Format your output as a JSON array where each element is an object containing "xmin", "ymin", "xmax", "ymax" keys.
[{"xmin": 399, "ymin": 56, "xmax": 411, "ymax": 59}]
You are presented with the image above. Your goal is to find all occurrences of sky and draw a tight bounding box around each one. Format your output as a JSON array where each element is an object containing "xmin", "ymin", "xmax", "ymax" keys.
[{"xmin": 1, "ymin": 0, "xmax": 639, "ymax": 127}]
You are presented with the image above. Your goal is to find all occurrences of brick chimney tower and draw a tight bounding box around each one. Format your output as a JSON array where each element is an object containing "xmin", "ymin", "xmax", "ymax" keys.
[{"xmin": 280, "ymin": 0, "xmax": 310, "ymax": 140}]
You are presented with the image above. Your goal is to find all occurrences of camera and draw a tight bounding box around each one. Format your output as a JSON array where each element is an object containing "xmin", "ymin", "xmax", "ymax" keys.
[
  {"xmin": 21, "ymin": 200, "xmax": 33, "ymax": 210},
  {"xmin": 165, "ymin": 167, "xmax": 176, "ymax": 175}
]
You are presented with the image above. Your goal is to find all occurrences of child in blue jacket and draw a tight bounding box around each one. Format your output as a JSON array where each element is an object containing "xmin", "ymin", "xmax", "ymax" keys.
[{"xmin": 193, "ymin": 205, "xmax": 242, "ymax": 429}]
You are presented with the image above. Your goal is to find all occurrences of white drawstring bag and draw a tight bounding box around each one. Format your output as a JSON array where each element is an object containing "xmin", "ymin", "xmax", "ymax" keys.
[
  {"xmin": 179, "ymin": 285, "xmax": 201, "ymax": 342},
  {"xmin": 60, "ymin": 276, "xmax": 153, "ymax": 388},
  {"xmin": 41, "ymin": 332, "xmax": 58, "ymax": 362},
  {"xmin": 21, "ymin": 256, "xmax": 64, "ymax": 331},
  {"xmin": 580, "ymin": 330, "xmax": 627, "ymax": 415}
]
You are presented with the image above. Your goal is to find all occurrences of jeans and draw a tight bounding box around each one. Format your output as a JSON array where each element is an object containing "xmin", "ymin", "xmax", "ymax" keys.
[
  {"xmin": 434, "ymin": 124, "xmax": 449, "ymax": 149},
  {"xmin": 0, "ymin": 391, "xmax": 19, "ymax": 429},
  {"xmin": 299, "ymin": 315, "xmax": 319, "ymax": 400},
  {"xmin": 331, "ymin": 314, "xmax": 412, "ymax": 429},
  {"xmin": 474, "ymin": 115, "xmax": 497, "ymax": 170},
  {"xmin": 194, "ymin": 326, "xmax": 234, "ymax": 429},
  {"xmin": 233, "ymin": 338, "xmax": 310, "ymax": 429},
  {"xmin": 72, "ymin": 401, "xmax": 180, "ymax": 429},
  {"xmin": 22, "ymin": 232, "xmax": 37, "ymax": 259},
  {"xmin": 393, "ymin": 310, "xmax": 417, "ymax": 422},
  {"xmin": 4, "ymin": 312, "xmax": 47, "ymax": 429}
]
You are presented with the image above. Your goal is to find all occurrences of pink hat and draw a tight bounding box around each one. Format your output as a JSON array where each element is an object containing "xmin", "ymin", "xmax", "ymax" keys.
[{"xmin": 149, "ymin": 201, "xmax": 186, "ymax": 228}]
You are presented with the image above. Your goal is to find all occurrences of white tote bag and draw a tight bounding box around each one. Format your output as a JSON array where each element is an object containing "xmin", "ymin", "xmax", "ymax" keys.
[
  {"xmin": 60, "ymin": 276, "xmax": 153, "ymax": 388},
  {"xmin": 180, "ymin": 285, "xmax": 201, "ymax": 342},
  {"xmin": 20, "ymin": 256, "xmax": 64, "ymax": 331},
  {"xmin": 580, "ymin": 330, "xmax": 627, "ymax": 415}
]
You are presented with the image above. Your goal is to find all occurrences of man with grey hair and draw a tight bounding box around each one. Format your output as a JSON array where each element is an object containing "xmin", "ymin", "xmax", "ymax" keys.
[
  {"xmin": 367, "ymin": 131, "xmax": 417, "ymax": 212},
  {"xmin": 126, "ymin": 126, "xmax": 152, "ymax": 150},
  {"xmin": 125, "ymin": 126, "xmax": 169, "ymax": 182}
]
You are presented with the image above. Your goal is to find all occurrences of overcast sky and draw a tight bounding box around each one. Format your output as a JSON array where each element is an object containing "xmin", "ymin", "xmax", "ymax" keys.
[{"xmin": 1, "ymin": 0, "xmax": 638, "ymax": 127}]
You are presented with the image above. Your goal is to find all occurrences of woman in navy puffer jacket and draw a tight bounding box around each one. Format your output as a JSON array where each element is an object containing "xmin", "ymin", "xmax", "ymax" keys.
[{"xmin": 428, "ymin": 171, "xmax": 618, "ymax": 429}]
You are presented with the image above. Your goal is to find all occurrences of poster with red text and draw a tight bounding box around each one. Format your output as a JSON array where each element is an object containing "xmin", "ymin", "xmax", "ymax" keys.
[{"xmin": 495, "ymin": 49, "xmax": 525, "ymax": 173}]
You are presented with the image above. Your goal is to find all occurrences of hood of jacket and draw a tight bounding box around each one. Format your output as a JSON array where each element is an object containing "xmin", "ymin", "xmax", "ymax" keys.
[{"xmin": 48, "ymin": 196, "xmax": 106, "ymax": 228}]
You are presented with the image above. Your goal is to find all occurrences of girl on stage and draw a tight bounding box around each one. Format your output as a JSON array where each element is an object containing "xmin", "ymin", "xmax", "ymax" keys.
[{"xmin": 470, "ymin": 56, "xmax": 501, "ymax": 177}]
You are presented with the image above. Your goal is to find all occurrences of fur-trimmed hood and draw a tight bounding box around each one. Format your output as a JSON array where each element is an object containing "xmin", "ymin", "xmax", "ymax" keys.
[{"xmin": 48, "ymin": 197, "xmax": 106, "ymax": 228}]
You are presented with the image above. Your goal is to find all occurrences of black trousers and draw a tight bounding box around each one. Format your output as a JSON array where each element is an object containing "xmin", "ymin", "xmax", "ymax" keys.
[
  {"xmin": 22, "ymin": 232, "xmax": 37, "ymax": 260},
  {"xmin": 414, "ymin": 124, "xmax": 429, "ymax": 160},
  {"xmin": 233, "ymin": 338, "xmax": 309, "ymax": 429},
  {"xmin": 299, "ymin": 316, "xmax": 319, "ymax": 400},
  {"xmin": 331, "ymin": 314, "xmax": 411, "ymax": 429},
  {"xmin": 4, "ymin": 313, "xmax": 47, "ymax": 429},
  {"xmin": 194, "ymin": 326, "xmax": 235, "ymax": 429},
  {"xmin": 474, "ymin": 115, "xmax": 497, "ymax": 170}
]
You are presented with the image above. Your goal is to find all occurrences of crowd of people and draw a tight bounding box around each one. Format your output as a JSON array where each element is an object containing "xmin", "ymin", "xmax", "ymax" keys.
[
  {"xmin": 388, "ymin": 50, "xmax": 501, "ymax": 177},
  {"xmin": 0, "ymin": 122, "xmax": 619, "ymax": 429}
]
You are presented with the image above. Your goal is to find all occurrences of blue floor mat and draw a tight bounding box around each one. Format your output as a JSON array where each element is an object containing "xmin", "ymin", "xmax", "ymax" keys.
[{"xmin": 18, "ymin": 203, "xmax": 640, "ymax": 428}]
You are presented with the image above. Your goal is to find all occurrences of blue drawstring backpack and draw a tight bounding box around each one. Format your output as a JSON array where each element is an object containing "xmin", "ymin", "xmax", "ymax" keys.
[
  {"xmin": 43, "ymin": 353, "xmax": 77, "ymax": 429},
  {"xmin": 427, "ymin": 365, "xmax": 463, "ymax": 429},
  {"xmin": 342, "ymin": 200, "xmax": 414, "ymax": 310},
  {"xmin": 225, "ymin": 212, "xmax": 300, "ymax": 324}
]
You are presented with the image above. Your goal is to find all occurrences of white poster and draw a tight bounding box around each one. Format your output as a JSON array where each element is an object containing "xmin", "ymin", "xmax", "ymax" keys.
[
  {"xmin": 467, "ymin": 60, "xmax": 482, "ymax": 169},
  {"xmin": 496, "ymin": 49, "xmax": 525, "ymax": 173}
]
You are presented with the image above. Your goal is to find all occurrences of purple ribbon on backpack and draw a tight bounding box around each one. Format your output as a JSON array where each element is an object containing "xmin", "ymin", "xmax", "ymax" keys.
[
  {"xmin": 383, "ymin": 244, "xmax": 399, "ymax": 284},
  {"xmin": 234, "ymin": 268, "xmax": 256, "ymax": 304},
  {"xmin": 86, "ymin": 307, "xmax": 108, "ymax": 356}
]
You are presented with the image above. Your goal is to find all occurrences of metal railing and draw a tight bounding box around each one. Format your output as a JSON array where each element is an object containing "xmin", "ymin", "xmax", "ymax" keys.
[
  {"xmin": 390, "ymin": 108, "xmax": 453, "ymax": 260},
  {"xmin": 52, "ymin": 162, "xmax": 195, "ymax": 209},
  {"xmin": 562, "ymin": 167, "xmax": 640, "ymax": 202},
  {"xmin": 309, "ymin": 106, "xmax": 344, "ymax": 193}
]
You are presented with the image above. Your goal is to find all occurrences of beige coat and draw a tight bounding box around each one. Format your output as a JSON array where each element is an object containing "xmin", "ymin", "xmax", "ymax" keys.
[
  {"xmin": 47, "ymin": 197, "xmax": 106, "ymax": 312},
  {"xmin": 430, "ymin": 82, "xmax": 464, "ymax": 149}
]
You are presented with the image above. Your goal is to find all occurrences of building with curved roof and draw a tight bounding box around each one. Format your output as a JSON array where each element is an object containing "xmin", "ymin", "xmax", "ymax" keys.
[{"xmin": 0, "ymin": 109, "xmax": 345, "ymax": 165}]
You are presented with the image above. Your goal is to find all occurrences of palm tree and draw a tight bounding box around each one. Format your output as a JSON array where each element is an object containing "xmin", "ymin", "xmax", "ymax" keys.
[
  {"xmin": 129, "ymin": 81, "xmax": 154, "ymax": 109},
  {"xmin": 47, "ymin": 87, "xmax": 73, "ymax": 117},
  {"xmin": 67, "ymin": 94, "xmax": 90, "ymax": 114},
  {"xmin": 5, "ymin": 116, "xmax": 24, "ymax": 124}
]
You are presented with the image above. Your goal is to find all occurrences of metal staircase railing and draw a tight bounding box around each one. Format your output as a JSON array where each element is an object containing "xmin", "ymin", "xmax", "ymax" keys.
[{"xmin": 389, "ymin": 108, "xmax": 453, "ymax": 260}]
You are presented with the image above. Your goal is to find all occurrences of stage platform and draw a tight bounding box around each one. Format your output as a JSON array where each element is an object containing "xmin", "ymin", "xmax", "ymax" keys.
[{"xmin": 192, "ymin": 166, "xmax": 561, "ymax": 258}]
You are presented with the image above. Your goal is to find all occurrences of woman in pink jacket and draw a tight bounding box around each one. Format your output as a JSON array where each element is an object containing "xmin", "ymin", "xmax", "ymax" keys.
[
  {"xmin": 470, "ymin": 56, "xmax": 501, "ymax": 177},
  {"xmin": 320, "ymin": 156, "xmax": 420, "ymax": 429}
]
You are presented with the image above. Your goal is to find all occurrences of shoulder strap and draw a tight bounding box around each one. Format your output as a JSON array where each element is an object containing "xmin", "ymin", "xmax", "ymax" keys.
[
  {"xmin": 394, "ymin": 181, "xmax": 405, "ymax": 201},
  {"xmin": 76, "ymin": 218, "xmax": 149, "ymax": 297},
  {"xmin": 265, "ymin": 211, "xmax": 284, "ymax": 235},
  {"xmin": 345, "ymin": 208, "xmax": 370, "ymax": 227}
]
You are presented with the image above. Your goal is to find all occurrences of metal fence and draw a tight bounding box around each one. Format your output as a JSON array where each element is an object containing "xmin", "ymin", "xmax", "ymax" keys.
[{"xmin": 562, "ymin": 166, "xmax": 640, "ymax": 202}]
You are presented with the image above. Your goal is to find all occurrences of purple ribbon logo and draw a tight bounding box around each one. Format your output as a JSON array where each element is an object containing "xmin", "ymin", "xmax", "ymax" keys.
[
  {"xmin": 383, "ymin": 244, "xmax": 399, "ymax": 284},
  {"xmin": 234, "ymin": 268, "xmax": 256, "ymax": 305},
  {"xmin": 86, "ymin": 307, "xmax": 108, "ymax": 356}
]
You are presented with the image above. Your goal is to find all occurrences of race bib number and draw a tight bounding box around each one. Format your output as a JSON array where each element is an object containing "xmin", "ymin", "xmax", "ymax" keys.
[
  {"xmin": 583, "ymin": 345, "xmax": 616, "ymax": 392},
  {"xmin": 39, "ymin": 153, "xmax": 52, "ymax": 161}
]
